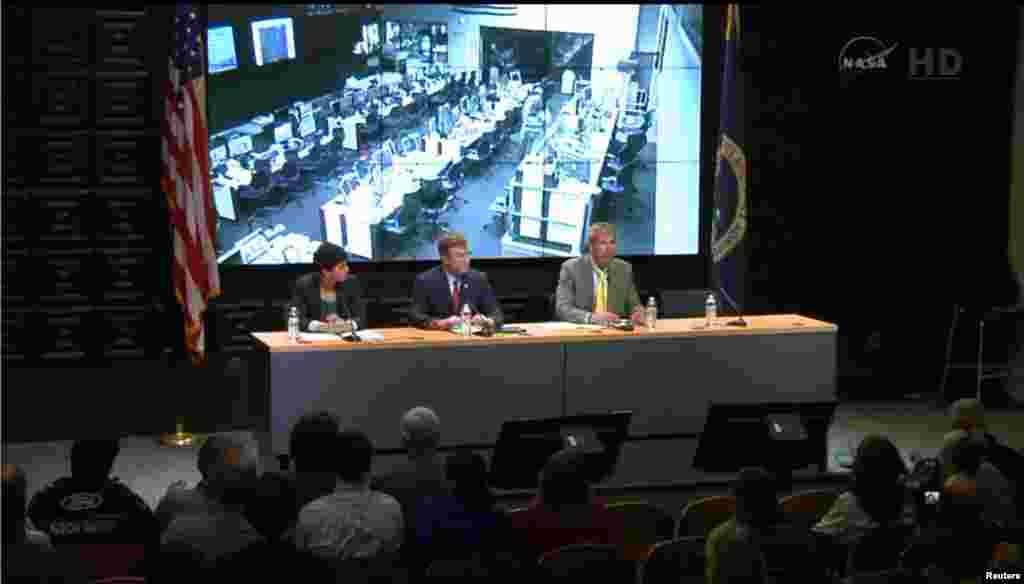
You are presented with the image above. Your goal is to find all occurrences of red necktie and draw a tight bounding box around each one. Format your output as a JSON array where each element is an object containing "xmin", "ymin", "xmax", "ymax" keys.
[{"xmin": 451, "ymin": 279, "xmax": 460, "ymax": 314}]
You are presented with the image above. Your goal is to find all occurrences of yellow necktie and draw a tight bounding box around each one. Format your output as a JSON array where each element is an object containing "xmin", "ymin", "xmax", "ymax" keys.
[{"xmin": 594, "ymin": 268, "xmax": 607, "ymax": 313}]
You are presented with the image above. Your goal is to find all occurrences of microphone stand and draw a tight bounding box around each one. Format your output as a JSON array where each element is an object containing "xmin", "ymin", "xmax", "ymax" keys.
[
  {"xmin": 716, "ymin": 286, "xmax": 748, "ymax": 327},
  {"xmin": 339, "ymin": 291, "xmax": 363, "ymax": 342}
]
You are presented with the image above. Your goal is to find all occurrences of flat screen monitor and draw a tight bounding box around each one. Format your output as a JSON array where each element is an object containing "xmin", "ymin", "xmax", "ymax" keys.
[
  {"xmin": 213, "ymin": 182, "xmax": 237, "ymax": 221},
  {"xmin": 693, "ymin": 402, "xmax": 839, "ymax": 474},
  {"xmin": 298, "ymin": 114, "xmax": 316, "ymax": 138},
  {"xmin": 210, "ymin": 145, "xmax": 228, "ymax": 165},
  {"xmin": 273, "ymin": 122, "xmax": 293, "ymax": 143},
  {"xmin": 251, "ymin": 17, "xmax": 296, "ymax": 66},
  {"xmin": 490, "ymin": 411, "xmax": 632, "ymax": 489},
  {"xmin": 228, "ymin": 135, "xmax": 253, "ymax": 157},
  {"xmin": 207, "ymin": 26, "xmax": 239, "ymax": 74}
]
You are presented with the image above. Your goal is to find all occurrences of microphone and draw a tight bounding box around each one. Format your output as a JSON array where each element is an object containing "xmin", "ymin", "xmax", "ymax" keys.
[
  {"xmin": 716, "ymin": 286, "xmax": 748, "ymax": 327},
  {"xmin": 338, "ymin": 289, "xmax": 363, "ymax": 342}
]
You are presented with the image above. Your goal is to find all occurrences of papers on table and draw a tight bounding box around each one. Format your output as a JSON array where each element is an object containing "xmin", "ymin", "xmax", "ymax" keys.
[
  {"xmin": 529, "ymin": 322, "xmax": 604, "ymax": 331},
  {"xmin": 300, "ymin": 333, "xmax": 342, "ymax": 342},
  {"xmin": 299, "ymin": 330, "xmax": 386, "ymax": 342}
]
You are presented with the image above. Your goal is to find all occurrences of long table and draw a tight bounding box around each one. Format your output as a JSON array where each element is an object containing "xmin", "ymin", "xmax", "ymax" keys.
[{"xmin": 252, "ymin": 315, "xmax": 836, "ymax": 456}]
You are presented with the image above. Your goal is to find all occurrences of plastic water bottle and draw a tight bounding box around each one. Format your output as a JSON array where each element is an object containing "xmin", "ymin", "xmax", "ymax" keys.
[
  {"xmin": 705, "ymin": 293, "xmax": 717, "ymax": 328},
  {"xmin": 288, "ymin": 306, "xmax": 300, "ymax": 343},
  {"xmin": 645, "ymin": 297, "xmax": 657, "ymax": 331},
  {"xmin": 460, "ymin": 304, "xmax": 473, "ymax": 337}
]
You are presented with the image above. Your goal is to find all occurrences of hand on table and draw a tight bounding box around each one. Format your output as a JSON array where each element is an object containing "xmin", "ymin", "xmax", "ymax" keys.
[
  {"xmin": 631, "ymin": 307, "xmax": 646, "ymax": 326},
  {"xmin": 434, "ymin": 316, "xmax": 461, "ymax": 330},
  {"xmin": 591, "ymin": 312, "xmax": 620, "ymax": 326}
]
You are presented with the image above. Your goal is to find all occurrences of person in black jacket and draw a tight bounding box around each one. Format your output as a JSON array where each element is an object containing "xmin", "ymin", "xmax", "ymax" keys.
[
  {"xmin": 290, "ymin": 242, "xmax": 366, "ymax": 332},
  {"xmin": 950, "ymin": 398, "xmax": 1024, "ymax": 519},
  {"xmin": 410, "ymin": 232, "xmax": 502, "ymax": 331}
]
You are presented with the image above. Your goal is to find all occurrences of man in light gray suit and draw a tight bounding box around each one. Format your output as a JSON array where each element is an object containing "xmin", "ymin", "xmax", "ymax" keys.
[{"xmin": 556, "ymin": 223, "xmax": 644, "ymax": 325}]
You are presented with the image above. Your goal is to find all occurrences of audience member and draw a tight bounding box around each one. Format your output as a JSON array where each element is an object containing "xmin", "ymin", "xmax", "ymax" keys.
[
  {"xmin": 372, "ymin": 407, "xmax": 449, "ymax": 562},
  {"xmin": 705, "ymin": 467, "xmax": 797, "ymax": 583},
  {"xmin": 212, "ymin": 472, "xmax": 335, "ymax": 580},
  {"xmin": 413, "ymin": 451, "xmax": 518, "ymax": 570},
  {"xmin": 3, "ymin": 463, "xmax": 85, "ymax": 582},
  {"xmin": 902, "ymin": 473, "xmax": 999, "ymax": 583},
  {"xmin": 160, "ymin": 434, "xmax": 264, "ymax": 569},
  {"xmin": 288, "ymin": 410, "xmax": 343, "ymax": 514},
  {"xmin": 949, "ymin": 398, "xmax": 1023, "ymax": 517},
  {"xmin": 27, "ymin": 438, "xmax": 158, "ymax": 579},
  {"xmin": 940, "ymin": 429, "xmax": 1016, "ymax": 525},
  {"xmin": 292, "ymin": 429, "xmax": 404, "ymax": 576},
  {"xmin": 509, "ymin": 448, "xmax": 624, "ymax": 557},
  {"xmin": 155, "ymin": 432, "xmax": 247, "ymax": 532},
  {"xmin": 813, "ymin": 434, "xmax": 913, "ymax": 545}
]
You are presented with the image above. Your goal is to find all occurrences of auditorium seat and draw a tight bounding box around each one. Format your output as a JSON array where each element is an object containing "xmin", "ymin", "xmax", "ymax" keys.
[
  {"xmin": 538, "ymin": 543, "xmax": 634, "ymax": 581},
  {"xmin": 779, "ymin": 489, "xmax": 840, "ymax": 527},
  {"xmin": 676, "ymin": 495, "xmax": 736, "ymax": 538},
  {"xmin": 603, "ymin": 501, "xmax": 675, "ymax": 562},
  {"xmin": 425, "ymin": 557, "xmax": 491, "ymax": 579},
  {"xmin": 640, "ymin": 536, "xmax": 705, "ymax": 584}
]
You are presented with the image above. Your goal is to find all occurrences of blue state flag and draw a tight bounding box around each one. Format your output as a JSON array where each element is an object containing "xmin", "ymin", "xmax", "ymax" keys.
[{"xmin": 712, "ymin": 4, "xmax": 750, "ymax": 311}]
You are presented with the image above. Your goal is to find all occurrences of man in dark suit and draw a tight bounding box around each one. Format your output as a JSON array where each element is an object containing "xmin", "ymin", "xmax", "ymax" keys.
[
  {"xmin": 410, "ymin": 232, "xmax": 503, "ymax": 330},
  {"xmin": 556, "ymin": 223, "xmax": 644, "ymax": 325},
  {"xmin": 290, "ymin": 242, "xmax": 366, "ymax": 332}
]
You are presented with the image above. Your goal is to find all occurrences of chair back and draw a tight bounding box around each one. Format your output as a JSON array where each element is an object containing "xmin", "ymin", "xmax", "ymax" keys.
[
  {"xmin": 425, "ymin": 556, "xmax": 491, "ymax": 579},
  {"xmin": 779, "ymin": 489, "xmax": 840, "ymax": 527},
  {"xmin": 847, "ymin": 525, "xmax": 916, "ymax": 575},
  {"xmin": 538, "ymin": 543, "xmax": 634, "ymax": 581},
  {"xmin": 605, "ymin": 501, "xmax": 675, "ymax": 562},
  {"xmin": 677, "ymin": 495, "xmax": 737, "ymax": 538},
  {"xmin": 641, "ymin": 536, "xmax": 705, "ymax": 584}
]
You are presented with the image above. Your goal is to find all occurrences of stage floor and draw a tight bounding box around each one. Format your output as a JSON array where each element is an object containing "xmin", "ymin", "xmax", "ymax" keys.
[{"xmin": 4, "ymin": 400, "xmax": 1022, "ymax": 512}]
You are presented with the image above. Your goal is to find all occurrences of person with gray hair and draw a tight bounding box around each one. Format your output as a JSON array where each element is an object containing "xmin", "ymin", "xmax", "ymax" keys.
[
  {"xmin": 155, "ymin": 433, "xmax": 255, "ymax": 532},
  {"xmin": 555, "ymin": 223, "xmax": 644, "ymax": 325},
  {"xmin": 160, "ymin": 434, "xmax": 264, "ymax": 569},
  {"xmin": 371, "ymin": 407, "xmax": 449, "ymax": 573},
  {"xmin": 938, "ymin": 429, "xmax": 1016, "ymax": 525},
  {"xmin": 949, "ymin": 398, "xmax": 1024, "ymax": 519}
]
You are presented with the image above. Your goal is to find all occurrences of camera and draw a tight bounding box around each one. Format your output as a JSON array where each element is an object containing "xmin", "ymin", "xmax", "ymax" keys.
[{"xmin": 904, "ymin": 457, "xmax": 943, "ymax": 524}]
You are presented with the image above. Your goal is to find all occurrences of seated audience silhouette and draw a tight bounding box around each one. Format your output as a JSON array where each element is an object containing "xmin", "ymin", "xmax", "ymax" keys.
[
  {"xmin": 27, "ymin": 438, "xmax": 158, "ymax": 580},
  {"xmin": 948, "ymin": 398, "xmax": 1022, "ymax": 517},
  {"xmin": 412, "ymin": 450, "xmax": 520, "ymax": 573},
  {"xmin": 160, "ymin": 434, "xmax": 264, "ymax": 569},
  {"xmin": 155, "ymin": 432, "xmax": 251, "ymax": 532},
  {"xmin": 705, "ymin": 466, "xmax": 810, "ymax": 583},
  {"xmin": 3, "ymin": 463, "xmax": 84, "ymax": 582},
  {"xmin": 372, "ymin": 406, "xmax": 449, "ymax": 566},
  {"xmin": 939, "ymin": 429, "xmax": 1016, "ymax": 525},
  {"xmin": 287, "ymin": 410, "xmax": 343, "ymax": 515},
  {"xmin": 292, "ymin": 430, "xmax": 404, "ymax": 579},
  {"xmin": 211, "ymin": 471, "xmax": 335, "ymax": 580},
  {"xmin": 509, "ymin": 447, "xmax": 624, "ymax": 557},
  {"xmin": 813, "ymin": 434, "xmax": 912, "ymax": 546}
]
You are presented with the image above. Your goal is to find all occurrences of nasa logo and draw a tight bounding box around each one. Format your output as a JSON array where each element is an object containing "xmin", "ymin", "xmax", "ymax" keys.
[
  {"xmin": 838, "ymin": 36, "xmax": 898, "ymax": 73},
  {"xmin": 60, "ymin": 492, "xmax": 104, "ymax": 512}
]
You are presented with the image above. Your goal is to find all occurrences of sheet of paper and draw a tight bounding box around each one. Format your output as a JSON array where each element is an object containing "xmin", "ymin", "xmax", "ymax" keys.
[
  {"xmin": 529, "ymin": 322, "xmax": 603, "ymax": 331},
  {"xmin": 299, "ymin": 333, "xmax": 342, "ymax": 342}
]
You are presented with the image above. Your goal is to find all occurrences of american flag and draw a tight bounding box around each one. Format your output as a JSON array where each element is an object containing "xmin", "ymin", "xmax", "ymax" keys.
[{"xmin": 161, "ymin": 4, "xmax": 220, "ymax": 363}]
